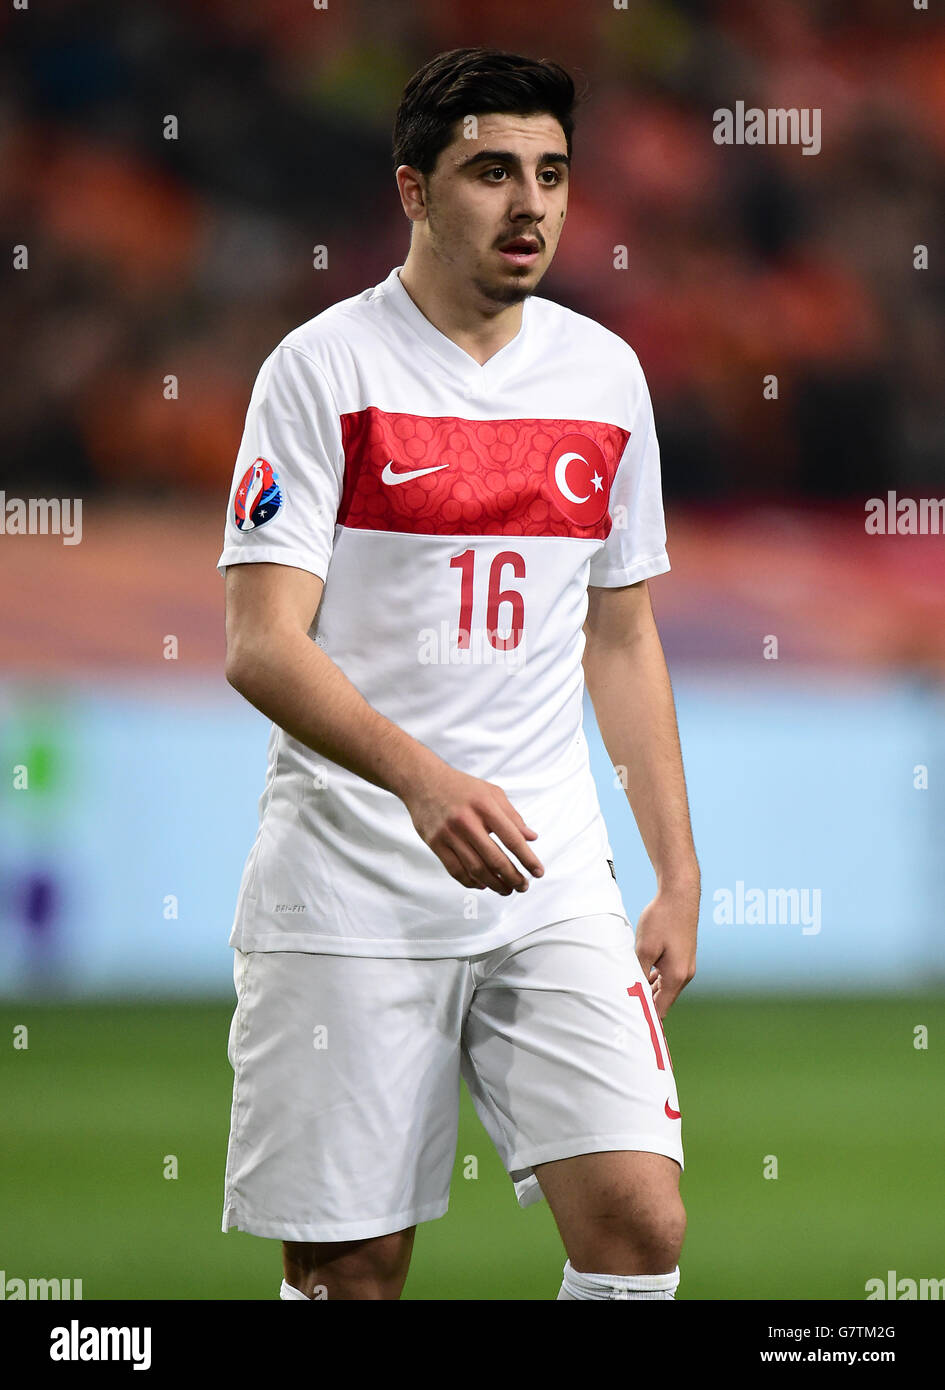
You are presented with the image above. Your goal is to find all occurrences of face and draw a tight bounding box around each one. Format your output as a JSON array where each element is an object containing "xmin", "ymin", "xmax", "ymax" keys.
[{"xmin": 403, "ymin": 111, "xmax": 570, "ymax": 307}]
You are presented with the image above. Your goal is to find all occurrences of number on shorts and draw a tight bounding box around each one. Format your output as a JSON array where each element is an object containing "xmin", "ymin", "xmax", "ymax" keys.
[{"xmin": 626, "ymin": 981, "xmax": 673, "ymax": 1070}]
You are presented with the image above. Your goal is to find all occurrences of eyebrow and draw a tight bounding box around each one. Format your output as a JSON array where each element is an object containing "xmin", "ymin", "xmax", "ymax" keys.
[{"xmin": 455, "ymin": 148, "xmax": 571, "ymax": 173}]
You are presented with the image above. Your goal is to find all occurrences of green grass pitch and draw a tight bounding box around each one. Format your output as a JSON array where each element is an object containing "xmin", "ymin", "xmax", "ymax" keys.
[{"xmin": 2, "ymin": 994, "xmax": 942, "ymax": 1300}]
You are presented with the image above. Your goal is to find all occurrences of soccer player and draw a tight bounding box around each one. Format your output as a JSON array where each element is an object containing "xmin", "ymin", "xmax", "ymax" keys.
[{"xmin": 218, "ymin": 47, "xmax": 700, "ymax": 1302}]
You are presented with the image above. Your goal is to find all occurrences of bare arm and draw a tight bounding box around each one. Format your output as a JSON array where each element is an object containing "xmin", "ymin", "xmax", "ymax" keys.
[
  {"xmin": 583, "ymin": 579, "xmax": 699, "ymax": 1015},
  {"xmin": 224, "ymin": 562, "xmax": 544, "ymax": 895}
]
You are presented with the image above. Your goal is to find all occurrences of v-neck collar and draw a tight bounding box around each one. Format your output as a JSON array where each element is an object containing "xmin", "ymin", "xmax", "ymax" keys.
[{"xmin": 380, "ymin": 265, "xmax": 531, "ymax": 388}]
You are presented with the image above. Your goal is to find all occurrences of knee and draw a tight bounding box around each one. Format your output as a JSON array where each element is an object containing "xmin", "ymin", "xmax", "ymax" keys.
[
  {"xmin": 582, "ymin": 1192, "xmax": 687, "ymax": 1272},
  {"xmin": 345, "ymin": 1230, "xmax": 413, "ymax": 1284},
  {"xmin": 631, "ymin": 1192, "xmax": 686, "ymax": 1267},
  {"xmin": 284, "ymin": 1229, "xmax": 413, "ymax": 1296}
]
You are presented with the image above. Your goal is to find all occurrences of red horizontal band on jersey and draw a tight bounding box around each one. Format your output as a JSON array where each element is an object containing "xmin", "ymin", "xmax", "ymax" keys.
[{"xmin": 338, "ymin": 408, "xmax": 631, "ymax": 538}]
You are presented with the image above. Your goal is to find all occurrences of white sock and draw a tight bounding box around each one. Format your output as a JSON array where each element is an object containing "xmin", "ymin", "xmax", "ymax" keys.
[
  {"xmin": 556, "ymin": 1260, "xmax": 680, "ymax": 1300},
  {"xmin": 280, "ymin": 1277, "xmax": 312, "ymax": 1300}
]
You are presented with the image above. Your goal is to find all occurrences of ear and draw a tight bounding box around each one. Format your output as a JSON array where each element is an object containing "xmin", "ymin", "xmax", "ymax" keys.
[{"xmin": 395, "ymin": 164, "xmax": 428, "ymax": 222}]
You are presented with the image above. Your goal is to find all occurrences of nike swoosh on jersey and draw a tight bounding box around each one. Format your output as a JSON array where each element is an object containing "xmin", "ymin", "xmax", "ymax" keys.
[{"xmin": 381, "ymin": 460, "xmax": 451, "ymax": 485}]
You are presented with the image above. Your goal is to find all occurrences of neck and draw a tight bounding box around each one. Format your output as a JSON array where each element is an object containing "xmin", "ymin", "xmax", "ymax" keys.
[{"xmin": 398, "ymin": 251, "xmax": 525, "ymax": 367}]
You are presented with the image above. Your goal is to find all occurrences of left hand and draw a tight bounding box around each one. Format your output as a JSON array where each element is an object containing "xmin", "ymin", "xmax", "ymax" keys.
[{"xmin": 633, "ymin": 877, "xmax": 700, "ymax": 1020}]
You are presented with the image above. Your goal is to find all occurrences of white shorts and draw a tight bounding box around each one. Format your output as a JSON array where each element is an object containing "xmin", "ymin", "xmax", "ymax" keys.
[{"xmin": 221, "ymin": 912, "xmax": 684, "ymax": 1243}]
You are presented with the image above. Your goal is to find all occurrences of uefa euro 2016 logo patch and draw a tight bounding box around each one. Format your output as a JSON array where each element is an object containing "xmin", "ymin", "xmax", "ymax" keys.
[{"xmin": 234, "ymin": 458, "xmax": 282, "ymax": 530}]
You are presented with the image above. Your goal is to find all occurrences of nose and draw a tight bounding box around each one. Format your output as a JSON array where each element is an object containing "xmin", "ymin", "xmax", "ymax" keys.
[{"xmin": 507, "ymin": 174, "xmax": 547, "ymax": 225}]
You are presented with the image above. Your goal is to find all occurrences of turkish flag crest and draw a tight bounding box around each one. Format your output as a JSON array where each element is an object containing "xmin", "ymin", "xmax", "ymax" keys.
[{"xmin": 545, "ymin": 434, "xmax": 611, "ymax": 527}]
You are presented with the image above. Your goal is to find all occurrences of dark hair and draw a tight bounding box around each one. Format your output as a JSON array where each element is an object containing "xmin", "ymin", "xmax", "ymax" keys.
[{"xmin": 392, "ymin": 47, "xmax": 580, "ymax": 176}]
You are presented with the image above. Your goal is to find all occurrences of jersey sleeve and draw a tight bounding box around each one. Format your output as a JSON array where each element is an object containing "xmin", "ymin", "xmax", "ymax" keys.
[
  {"xmin": 587, "ymin": 356, "xmax": 670, "ymax": 588},
  {"xmin": 216, "ymin": 344, "xmax": 343, "ymax": 581}
]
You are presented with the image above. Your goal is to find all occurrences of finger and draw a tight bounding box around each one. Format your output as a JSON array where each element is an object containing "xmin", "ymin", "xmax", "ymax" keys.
[
  {"xmin": 438, "ymin": 842, "xmax": 488, "ymax": 892},
  {"xmin": 441, "ymin": 821, "xmax": 519, "ymax": 894},
  {"xmin": 508, "ymin": 808, "xmax": 539, "ymax": 840},
  {"xmin": 503, "ymin": 803, "xmax": 543, "ymax": 853},
  {"xmin": 483, "ymin": 808, "xmax": 545, "ymax": 879},
  {"xmin": 654, "ymin": 985, "xmax": 679, "ymax": 1022},
  {"xmin": 456, "ymin": 825, "xmax": 526, "ymax": 894}
]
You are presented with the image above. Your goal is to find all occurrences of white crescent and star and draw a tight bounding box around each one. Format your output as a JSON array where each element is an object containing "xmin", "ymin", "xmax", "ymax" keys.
[{"xmin": 554, "ymin": 452, "xmax": 604, "ymax": 505}]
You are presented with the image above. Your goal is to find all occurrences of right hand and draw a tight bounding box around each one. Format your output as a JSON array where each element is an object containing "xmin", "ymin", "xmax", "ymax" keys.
[{"xmin": 402, "ymin": 762, "xmax": 545, "ymax": 895}]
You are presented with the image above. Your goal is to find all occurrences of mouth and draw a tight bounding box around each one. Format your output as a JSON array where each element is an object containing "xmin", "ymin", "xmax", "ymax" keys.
[{"xmin": 498, "ymin": 236, "xmax": 541, "ymax": 268}]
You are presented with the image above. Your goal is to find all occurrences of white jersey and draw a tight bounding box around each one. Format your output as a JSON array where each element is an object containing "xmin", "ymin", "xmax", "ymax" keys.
[{"xmin": 217, "ymin": 266, "xmax": 670, "ymax": 957}]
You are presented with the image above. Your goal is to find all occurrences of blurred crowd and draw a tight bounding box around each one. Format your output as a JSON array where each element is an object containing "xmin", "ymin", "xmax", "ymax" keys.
[{"xmin": 2, "ymin": 0, "xmax": 944, "ymax": 503}]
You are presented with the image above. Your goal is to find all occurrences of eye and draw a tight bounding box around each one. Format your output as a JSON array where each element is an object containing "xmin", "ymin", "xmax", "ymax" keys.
[
  {"xmin": 483, "ymin": 166, "xmax": 507, "ymax": 180},
  {"xmin": 539, "ymin": 169, "xmax": 561, "ymax": 184}
]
